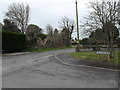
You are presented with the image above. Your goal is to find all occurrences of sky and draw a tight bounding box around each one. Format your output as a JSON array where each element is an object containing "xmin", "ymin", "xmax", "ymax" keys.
[{"xmin": 0, "ymin": 0, "xmax": 96, "ymax": 39}]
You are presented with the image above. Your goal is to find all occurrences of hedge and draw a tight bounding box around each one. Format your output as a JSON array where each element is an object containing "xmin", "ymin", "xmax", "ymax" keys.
[{"xmin": 2, "ymin": 30, "xmax": 26, "ymax": 52}]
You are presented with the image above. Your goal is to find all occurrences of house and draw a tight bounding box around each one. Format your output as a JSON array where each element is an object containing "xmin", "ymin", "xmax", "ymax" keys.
[{"xmin": 0, "ymin": 23, "xmax": 2, "ymax": 30}]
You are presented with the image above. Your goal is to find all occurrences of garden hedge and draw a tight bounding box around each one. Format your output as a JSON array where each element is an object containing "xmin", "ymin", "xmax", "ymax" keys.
[{"xmin": 2, "ymin": 30, "xmax": 26, "ymax": 52}]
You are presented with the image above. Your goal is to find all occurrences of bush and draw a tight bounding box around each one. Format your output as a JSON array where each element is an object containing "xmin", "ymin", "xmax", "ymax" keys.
[
  {"xmin": 81, "ymin": 38, "xmax": 97, "ymax": 45},
  {"xmin": 2, "ymin": 30, "xmax": 26, "ymax": 52}
]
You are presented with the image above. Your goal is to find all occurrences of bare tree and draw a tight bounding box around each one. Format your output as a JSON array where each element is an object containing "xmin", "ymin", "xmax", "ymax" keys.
[
  {"xmin": 82, "ymin": 0, "xmax": 119, "ymax": 33},
  {"xmin": 60, "ymin": 27, "xmax": 70, "ymax": 46},
  {"xmin": 59, "ymin": 16, "xmax": 75, "ymax": 41},
  {"xmin": 52, "ymin": 28, "xmax": 61, "ymax": 48},
  {"xmin": 46, "ymin": 24, "xmax": 54, "ymax": 38},
  {"xmin": 46, "ymin": 24, "xmax": 64, "ymax": 48},
  {"xmin": 5, "ymin": 3, "xmax": 30, "ymax": 33},
  {"xmin": 45, "ymin": 24, "xmax": 54, "ymax": 47},
  {"xmin": 83, "ymin": 0, "xmax": 119, "ymax": 58}
]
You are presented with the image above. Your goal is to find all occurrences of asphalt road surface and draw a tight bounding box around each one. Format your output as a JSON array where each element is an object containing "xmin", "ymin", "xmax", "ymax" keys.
[{"xmin": 2, "ymin": 48, "xmax": 119, "ymax": 88}]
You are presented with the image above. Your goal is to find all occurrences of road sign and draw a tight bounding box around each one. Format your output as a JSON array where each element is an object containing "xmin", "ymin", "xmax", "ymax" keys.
[
  {"xmin": 96, "ymin": 52, "xmax": 110, "ymax": 55},
  {"xmin": 96, "ymin": 52, "xmax": 110, "ymax": 61}
]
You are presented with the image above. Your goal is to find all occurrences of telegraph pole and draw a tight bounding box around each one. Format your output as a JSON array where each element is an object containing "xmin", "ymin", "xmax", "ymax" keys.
[{"xmin": 75, "ymin": 0, "xmax": 80, "ymax": 52}]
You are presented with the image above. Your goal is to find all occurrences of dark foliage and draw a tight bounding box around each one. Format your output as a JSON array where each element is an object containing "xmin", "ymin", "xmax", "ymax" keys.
[
  {"xmin": 26, "ymin": 24, "xmax": 43, "ymax": 46},
  {"xmin": 2, "ymin": 19, "xmax": 21, "ymax": 33},
  {"xmin": 2, "ymin": 30, "xmax": 26, "ymax": 52},
  {"xmin": 81, "ymin": 38, "xmax": 97, "ymax": 45}
]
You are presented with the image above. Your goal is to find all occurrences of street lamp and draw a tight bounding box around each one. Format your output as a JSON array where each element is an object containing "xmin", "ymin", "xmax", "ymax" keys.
[{"xmin": 75, "ymin": 0, "xmax": 80, "ymax": 52}]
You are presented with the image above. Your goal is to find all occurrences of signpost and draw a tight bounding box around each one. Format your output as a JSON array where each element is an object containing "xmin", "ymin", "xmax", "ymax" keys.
[{"xmin": 96, "ymin": 52, "xmax": 110, "ymax": 61}]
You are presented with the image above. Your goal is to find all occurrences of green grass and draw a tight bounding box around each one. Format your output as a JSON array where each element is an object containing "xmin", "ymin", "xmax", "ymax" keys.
[
  {"xmin": 71, "ymin": 51, "xmax": 120, "ymax": 64},
  {"xmin": 24, "ymin": 46, "xmax": 73, "ymax": 52}
]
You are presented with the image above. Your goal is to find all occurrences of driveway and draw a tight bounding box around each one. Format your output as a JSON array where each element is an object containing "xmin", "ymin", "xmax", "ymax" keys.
[{"xmin": 2, "ymin": 48, "xmax": 119, "ymax": 88}]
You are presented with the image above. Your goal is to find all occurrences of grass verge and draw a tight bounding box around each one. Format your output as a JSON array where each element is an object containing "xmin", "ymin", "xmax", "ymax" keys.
[
  {"xmin": 24, "ymin": 46, "xmax": 73, "ymax": 52},
  {"xmin": 71, "ymin": 51, "xmax": 120, "ymax": 67}
]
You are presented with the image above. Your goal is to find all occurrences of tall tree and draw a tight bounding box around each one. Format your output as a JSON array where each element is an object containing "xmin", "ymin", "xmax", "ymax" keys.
[
  {"xmin": 59, "ymin": 16, "xmax": 75, "ymax": 42},
  {"xmin": 83, "ymin": 0, "xmax": 119, "ymax": 58},
  {"xmin": 45, "ymin": 25, "xmax": 64, "ymax": 48},
  {"xmin": 54, "ymin": 28, "xmax": 58, "ymax": 35},
  {"xmin": 26, "ymin": 24, "xmax": 42, "ymax": 46},
  {"xmin": 2, "ymin": 18, "xmax": 20, "ymax": 33},
  {"xmin": 46, "ymin": 24, "xmax": 53, "ymax": 39},
  {"xmin": 60, "ymin": 27, "xmax": 70, "ymax": 46},
  {"xmin": 45, "ymin": 24, "xmax": 54, "ymax": 47},
  {"xmin": 52, "ymin": 28, "xmax": 61, "ymax": 48},
  {"xmin": 5, "ymin": 3, "xmax": 30, "ymax": 33},
  {"xmin": 82, "ymin": 0, "xmax": 119, "ymax": 34}
]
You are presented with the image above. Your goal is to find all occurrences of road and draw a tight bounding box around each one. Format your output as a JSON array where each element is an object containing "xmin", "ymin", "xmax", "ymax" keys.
[{"xmin": 2, "ymin": 48, "xmax": 119, "ymax": 88}]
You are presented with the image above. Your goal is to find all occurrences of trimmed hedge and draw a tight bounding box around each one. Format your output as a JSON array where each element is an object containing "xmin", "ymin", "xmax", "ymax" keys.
[{"xmin": 2, "ymin": 30, "xmax": 26, "ymax": 52}]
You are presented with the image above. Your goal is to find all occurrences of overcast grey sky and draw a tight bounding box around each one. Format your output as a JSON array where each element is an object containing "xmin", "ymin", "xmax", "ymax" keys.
[{"xmin": 0, "ymin": 0, "xmax": 96, "ymax": 39}]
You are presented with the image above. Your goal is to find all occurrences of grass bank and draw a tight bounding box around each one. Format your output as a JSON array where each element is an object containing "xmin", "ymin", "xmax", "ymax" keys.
[{"xmin": 71, "ymin": 51, "xmax": 120, "ymax": 64}]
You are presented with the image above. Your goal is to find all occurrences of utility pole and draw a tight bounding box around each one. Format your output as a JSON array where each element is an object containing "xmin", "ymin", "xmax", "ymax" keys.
[
  {"xmin": 75, "ymin": 0, "xmax": 80, "ymax": 52},
  {"xmin": 118, "ymin": 1, "xmax": 120, "ymax": 25}
]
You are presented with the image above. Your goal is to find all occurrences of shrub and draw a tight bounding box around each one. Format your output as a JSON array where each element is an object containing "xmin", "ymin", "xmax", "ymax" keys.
[{"xmin": 2, "ymin": 30, "xmax": 26, "ymax": 52}]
